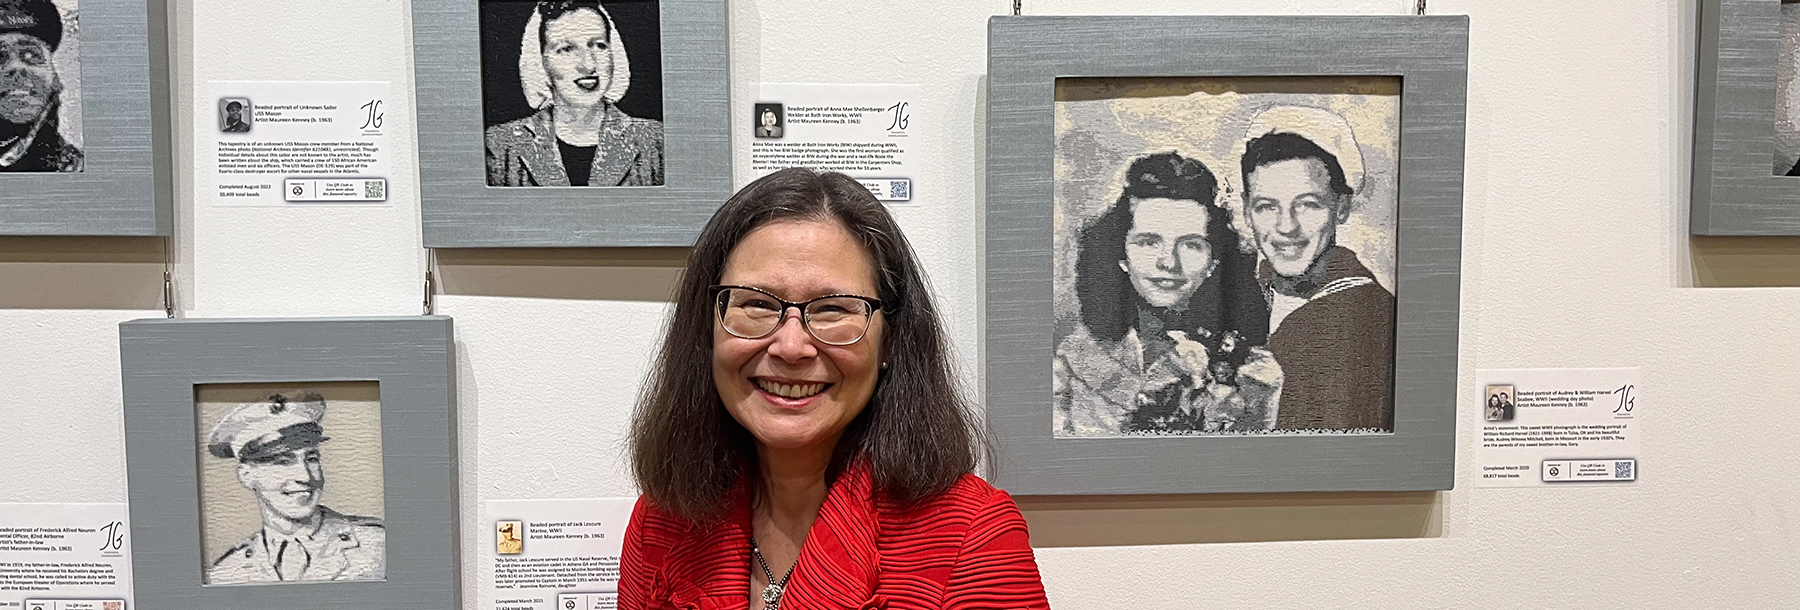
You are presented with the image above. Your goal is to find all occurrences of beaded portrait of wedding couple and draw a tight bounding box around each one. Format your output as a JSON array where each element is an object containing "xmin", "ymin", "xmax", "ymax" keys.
[{"xmin": 1051, "ymin": 76, "xmax": 1400, "ymax": 438}]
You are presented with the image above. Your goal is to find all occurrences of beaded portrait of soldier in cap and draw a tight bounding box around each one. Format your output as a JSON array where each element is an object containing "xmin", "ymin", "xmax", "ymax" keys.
[
  {"xmin": 194, "ymin": 382, "xmax": 386, "ymax": 585},
  {"xmin": 1052, "ymin": 76, "xmax": 1400, "ymax": 438},
  {"xmin": 0, "ymin": 0, "xmax": 82, "ymax": 172}
]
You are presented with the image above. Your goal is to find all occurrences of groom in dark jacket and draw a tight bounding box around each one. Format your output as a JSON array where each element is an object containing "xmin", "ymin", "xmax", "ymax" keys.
[{"xmin": 1239, "ymin": 108, "xmax": 1395, "ymax": 431}]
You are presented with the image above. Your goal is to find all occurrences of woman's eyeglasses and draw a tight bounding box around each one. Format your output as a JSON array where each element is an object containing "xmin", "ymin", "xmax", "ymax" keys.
[{"xmin": 709, "ymin": 285, "xmax": 885, "ymax": 346}]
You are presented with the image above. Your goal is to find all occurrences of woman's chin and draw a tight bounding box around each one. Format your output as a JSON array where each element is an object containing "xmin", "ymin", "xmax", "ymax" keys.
[
  {"xmin": 554, "ymin": 91, "xmax": 607, "ymax": 111},
  {"xmin": 1139, "ymin": 294, "xmax": 1185, "ymax": 309},
  {"xmin": 749, "ymin": 424, "xmax": 836, "ymax": 453}
]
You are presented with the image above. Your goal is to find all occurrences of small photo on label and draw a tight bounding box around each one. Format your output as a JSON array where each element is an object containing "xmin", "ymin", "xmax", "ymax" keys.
[
  {"xmin": 496, "ymin": 519, "xmax": 524, "ymax": 555},
  {"xmin": 219, "ymin": 97, "xmax": 252, "ymax": 133},
  {"xmin": 753, "ymin": 103, "xmax": 784, "ymax": 139},
  {"xmin": 1484, "ymin": 384, "xmax": 1516, "ymax": 422}
]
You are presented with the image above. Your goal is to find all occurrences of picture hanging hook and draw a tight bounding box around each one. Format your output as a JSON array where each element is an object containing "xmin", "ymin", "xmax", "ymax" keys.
[
  {"xmin": 163, "ymin": 271, "xmax": 175, "ymax": 318},
  {"xmin": 423, "ymin": 248, "xmax": 437, "ymax": 315},
  {"xmin": 1013, "ymin": 0, "xmax": 1021, "ymax": 16},
  {"xmin": 1416, "ymin": 0, "xmax": 1426, "ymax": 15},
  {"xmin": 162, "ymin": 235, "xmax": 176, "ymax": 318}
]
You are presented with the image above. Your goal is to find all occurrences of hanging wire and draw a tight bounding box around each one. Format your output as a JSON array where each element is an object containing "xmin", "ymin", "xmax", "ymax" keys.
[
  {"xmin": 1013, "ymin": 0, "xmax": 1021, "ymax": 16},
  {"xmin": 1416, "ymin": 0, "xmax": 1426, "ymax": 15},
  {"xmin": 423, "ymin": 248, "xmax": 437, "ymax": 315},
  {"xmin": 161, "ymin": 214, "xmax": 176, "ymax": 318},
  {"xmin": 161, "ymin": 253, "xmax": 172, "ymax": 314}
]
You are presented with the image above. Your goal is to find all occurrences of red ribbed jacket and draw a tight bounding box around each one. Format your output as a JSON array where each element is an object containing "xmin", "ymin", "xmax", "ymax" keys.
[{"xmin": 619, "ymin": 466, "xmax": 1050, "ymax": 609}]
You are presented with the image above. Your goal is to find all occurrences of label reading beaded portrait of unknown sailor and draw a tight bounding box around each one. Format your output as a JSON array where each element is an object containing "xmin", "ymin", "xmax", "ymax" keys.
[
  {"xmin": 479, "ymin": 0, "xmax": 665, "ymax": 187},
  {"xmin": 195, "ymin": 382, "xmax": 386, "ymax": 585},
  {"xmin": 1052, "ymin": 76, "xmax": 1399, "ymax": 437}
]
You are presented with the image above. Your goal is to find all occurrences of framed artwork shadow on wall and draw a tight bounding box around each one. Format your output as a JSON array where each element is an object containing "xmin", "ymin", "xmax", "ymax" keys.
[
  {"xmin": 985, "ymin": 15, "xmax": 1469, "ymax": 496},
  {"xmin": 411, "ymin": 0, "xmax": 730, "ymax": 247},
  {"xmin": 0, "ymin": 0, "xmax": 172, "ymax": 236},
  {"xmin": 121, "ymin": 317, "xmax": 457, "ymax": 610},
  {"xmin": 1694, "ymin": 0, "xmax": 1800, "ymax": 235}
]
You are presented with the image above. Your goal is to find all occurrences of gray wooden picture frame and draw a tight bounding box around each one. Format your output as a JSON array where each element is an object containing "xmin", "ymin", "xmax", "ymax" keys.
[
  {"xmin": 1693, "ymin": 0, "xmax": 1800, "ymax": 234},
  {"xmin": 121, "ymin": 317, "xmax": 457, "ymax": 609},
  {"xmin": 0, "ymin": 0, "xmax": 172, "ymax": 236},
  {"xmin": 412, "ymin": 0, "xmax": 730, "ymax": 247},
  {"xmin": 985, "ymin": 15, "xmax": 1469, "ymax": 495}
]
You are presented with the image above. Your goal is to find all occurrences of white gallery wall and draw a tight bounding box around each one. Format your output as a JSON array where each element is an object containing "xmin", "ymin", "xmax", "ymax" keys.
[{"xmin": 3, "ymin": 0, "xmax": 1798, "ymax": 607}]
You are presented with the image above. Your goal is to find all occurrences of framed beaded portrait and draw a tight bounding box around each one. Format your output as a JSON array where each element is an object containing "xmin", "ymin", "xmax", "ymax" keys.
[
  {"xmin": 985, "ymin": 15, "xmax": 1469, "ymax": 495},
  {"xmin": 121, "ymin": 317, "xmax": 456, "ymax": 609},
  {"xmin": 412, "ymin": 0, "xmax": 729, "ymax": 247},
  {"xmin": 1693, "ymin": 0, "xmax": 1800, "ymax": 234},
  {"xmin": 0, "ymin": 0, "xmax": 171, "ymax": 236}
]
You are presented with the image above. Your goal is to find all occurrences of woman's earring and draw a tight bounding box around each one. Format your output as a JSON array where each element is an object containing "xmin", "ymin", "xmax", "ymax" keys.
[{"xmin": 880, "ymin": 362, "xmax": 889, "ymax": 371}]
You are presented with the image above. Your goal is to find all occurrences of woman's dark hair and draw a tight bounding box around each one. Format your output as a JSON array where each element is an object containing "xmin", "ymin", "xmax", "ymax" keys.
[
  {"xmin": 1075, "ymin": 152, "xmax": 1268, "ymax": 344},
  {"xmin": 630, "ymin": 168, "xmax": 986, "ymax": 522},
  {"xmin": 1239, "ymin": 131, "xmax": 1354, "ymax": 200},
  {"xmin": 537, "ymin": 0, "xmax": 609, "ymax": 50}
]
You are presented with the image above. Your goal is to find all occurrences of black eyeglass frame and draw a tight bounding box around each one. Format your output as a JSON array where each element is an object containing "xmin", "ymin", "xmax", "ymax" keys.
[{"xmin": 708, "ymin": 284, "xmax": 889, "ymax": 346}]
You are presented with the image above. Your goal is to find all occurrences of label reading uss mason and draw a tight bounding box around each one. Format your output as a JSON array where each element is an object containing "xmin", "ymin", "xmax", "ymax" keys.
[{"xmin": 209, "ymin": 81, "xmax": 393, "ymax": 207}]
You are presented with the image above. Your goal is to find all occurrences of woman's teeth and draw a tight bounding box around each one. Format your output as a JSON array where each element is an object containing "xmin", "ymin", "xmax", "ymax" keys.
[{"xmin": 756, "ymin": 379, "xmax": 826, "ymax": 399}]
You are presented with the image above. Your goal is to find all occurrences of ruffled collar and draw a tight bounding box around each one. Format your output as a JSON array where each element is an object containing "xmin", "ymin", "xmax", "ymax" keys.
[{"xmin": 662, "ymin": 463, "xmax": 889, "ymax": 609}]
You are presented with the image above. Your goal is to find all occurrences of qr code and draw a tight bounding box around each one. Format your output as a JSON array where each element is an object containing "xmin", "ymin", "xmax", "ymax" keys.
[
  {"xmin": 889, "ymin": 180, "xmax": 909, "ymax": 200},
  {"xmin": 1615, "ymin": 460, "xmax": 1634, "ymax": 480},
  {"xmin": 363, "ymin": 180, "xmax": 385, "ymax": 200}
]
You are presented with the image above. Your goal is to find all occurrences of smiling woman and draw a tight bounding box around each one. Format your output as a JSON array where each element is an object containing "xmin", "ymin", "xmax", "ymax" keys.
[
  {"xmin": 1057, "ymin": 151, "xmax": 1278, "ymax": 435},
  {"xmin": 622, "ymin": 168, "xmax": 1049, "ymax": 610}
]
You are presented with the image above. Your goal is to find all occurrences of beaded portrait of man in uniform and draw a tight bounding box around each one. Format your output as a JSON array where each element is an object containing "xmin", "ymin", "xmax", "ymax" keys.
[
  {"xmin": 1052, "ymin": 76, "xmax": 1400, "ymax": 437},
  {"xmin": 195, "ymin": 384, "xmax": 386, "ymax": 585}
]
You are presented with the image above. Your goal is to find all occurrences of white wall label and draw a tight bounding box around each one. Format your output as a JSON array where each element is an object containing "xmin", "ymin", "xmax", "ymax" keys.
[
  {"xmin": 749, "ymin": 83, "xmax": 922, "ymax": 203},
  {"xmin": 1474, "ymin": 368, "xmax": 1641, "ymax": 488},
  {"xmin": 206, "ymin": 81, "xmax": 393, "ymax": 207},
  {"xmin": 0, "ymin": 503, "xmax": 133, "ymax": 610},
  {"xmin": 481, "ymin": 498, "xmax": 636, "ymax": 610}
]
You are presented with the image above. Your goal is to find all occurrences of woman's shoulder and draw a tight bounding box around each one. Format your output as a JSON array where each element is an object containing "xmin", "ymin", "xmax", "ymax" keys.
[
  {"xmin": 877, "ymin": 472, "xmax": 1020, "ymax": 527},
  {"xmin": 945, "ymin": 471, "xmax": 1006, "ymax": 502},
  {"xmin": 484, "ymin": 112, "xmax": 548, "ymax": 148},
  {"xmin": 626, "ymin": 494, "xmax": 710, "ymax": 535},
  {"xmin": 616, "ymin": 114, "xmax": 664, "ymax": 141}
]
